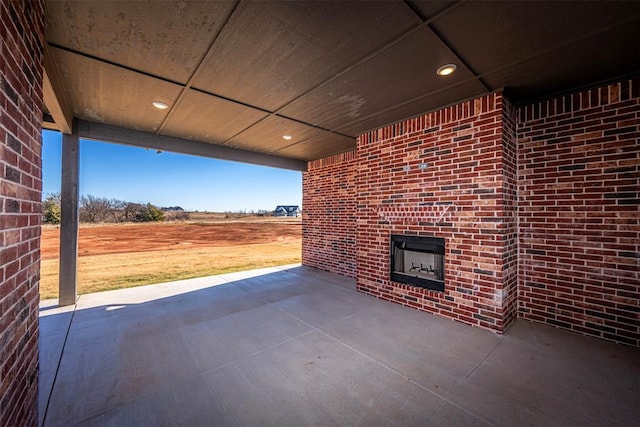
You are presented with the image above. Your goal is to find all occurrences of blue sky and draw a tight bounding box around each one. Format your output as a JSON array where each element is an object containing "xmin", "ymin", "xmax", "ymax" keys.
[{"xmin": 42, "ymin": 130, "xmax": 302, "ymax": 212}]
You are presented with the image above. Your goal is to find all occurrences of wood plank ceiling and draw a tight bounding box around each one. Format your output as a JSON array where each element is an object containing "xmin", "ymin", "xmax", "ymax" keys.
[{"xmin": 43, "ymin": 0, "xmax": 640, "ymax": 166}]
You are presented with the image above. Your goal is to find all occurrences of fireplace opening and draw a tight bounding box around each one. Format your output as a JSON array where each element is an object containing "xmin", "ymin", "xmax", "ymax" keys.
[{"xmin": 390, "ymin": 235, "xmax": 445, "ymax": 291}]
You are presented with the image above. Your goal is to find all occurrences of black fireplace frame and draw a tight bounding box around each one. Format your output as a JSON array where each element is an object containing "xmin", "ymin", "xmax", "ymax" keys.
[{"xmin": 390, "ymin": 234, "xmax": 445, "ymax": 292}]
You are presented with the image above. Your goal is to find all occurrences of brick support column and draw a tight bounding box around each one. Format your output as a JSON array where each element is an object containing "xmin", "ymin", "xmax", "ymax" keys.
[
  {"xmin": 354, "ymin": 93, "xmax": 514, "ymax": 333},
  {"xmin": 0, "ymin": 0, "xmax": 45, "ymax": 425}
]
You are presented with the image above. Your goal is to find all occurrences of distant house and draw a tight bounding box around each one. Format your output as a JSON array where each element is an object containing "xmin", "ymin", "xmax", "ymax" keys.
[{"xmin": 273, "ymin": 205, "xmax": 301, "ymax": 217}]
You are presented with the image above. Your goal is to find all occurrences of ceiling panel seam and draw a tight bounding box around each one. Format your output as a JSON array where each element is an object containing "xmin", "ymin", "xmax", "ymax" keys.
[
  {"xmin": 188, "ymin": 87, "xmax": 271, "ymax": 114},
  {"xmin": 156, "ymin": 0, "xmax": 242, "ymax": 135},
  {"xmin": 182, "ymin": 86, "xmax": 355, "ymax": 141},
  {"xmin": 420, "ymin": 24, "xmax": 491, "ymax": 92},
  {"xmin": 48, "ymin": 42, "xmax": 186, "ymax": 87},
  {"xmin": 225, "ymin": 118, "xmax": 353, "ymax": 155},
  {"xmin": 400, "ymin": 0, "xmax": 490, "ymax": 92},
  {"xmin": 183, "ymin": 92, "xmax": 355, "ymax": 148},
  {"xmin": 216, "ymin": 111, "xmax": 355, "ymax": 151},
  {"xmin": 269, "ymin": 28, "xmax": 422, "ymax": 118},
  {"xmin": 270, "ymin": 132, "xmax": 345, "ymax": 154},
  {"xmin": 403, "ymin": 0, "xmax": 467, "ymax": 24},
  {"xmin": 272, "ymin": 114, "xmax": 353, "ymax": 139}
]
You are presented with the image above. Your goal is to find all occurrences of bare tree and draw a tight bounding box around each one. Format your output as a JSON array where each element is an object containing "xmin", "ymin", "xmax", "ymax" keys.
[
  {"xmin": 110, "ymin": 199, "xmax": 128, "ymax": 222},
  {"xmin": 74, "ymin": 195, "xmax": 177, "ymax": 223},
  {"xmin": 79, "ymin": 195, "xmax": 112, "ymax": 223}
]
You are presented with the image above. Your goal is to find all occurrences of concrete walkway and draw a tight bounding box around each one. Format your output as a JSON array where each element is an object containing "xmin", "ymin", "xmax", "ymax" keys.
[{"xmin": 39, "ymin": 265, "xmax": 639, "ymax": 426}]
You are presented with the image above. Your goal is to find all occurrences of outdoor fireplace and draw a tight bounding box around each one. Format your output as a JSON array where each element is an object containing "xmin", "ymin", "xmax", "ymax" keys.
[{"xmin": 390, "ymin": 235, "xmax": 445, "ymax": 292}]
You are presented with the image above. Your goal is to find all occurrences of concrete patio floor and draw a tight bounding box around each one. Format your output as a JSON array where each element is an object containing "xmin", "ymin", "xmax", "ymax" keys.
[{"xmin": 39, "ymin": 265, "xmax": 639, "ymax": 426}]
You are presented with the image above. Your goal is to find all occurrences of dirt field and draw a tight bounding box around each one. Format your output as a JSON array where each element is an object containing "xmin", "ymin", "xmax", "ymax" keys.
[{"xmin": 40, "ymin": 217, "xmax": 302, "ymax": 299}]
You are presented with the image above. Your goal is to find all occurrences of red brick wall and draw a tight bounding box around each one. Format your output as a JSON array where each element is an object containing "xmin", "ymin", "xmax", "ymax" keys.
[
  {"xmin": 0, "ymin": 0, "xmax": 44, "ymax": 425},
  {"xmin": 356, "ymin": 92, "xmax": 517, "ymax": 333},
  {"xmin": 303, "ymin": 81, "xmax": 639, "ymax": 344},
  {"xmin": 518, "ymin": 77, "xmax": 640, "ymax": 346},
  {"xmin": 302, "ymin": 151, "xmax": 357, "ymax": 278}
]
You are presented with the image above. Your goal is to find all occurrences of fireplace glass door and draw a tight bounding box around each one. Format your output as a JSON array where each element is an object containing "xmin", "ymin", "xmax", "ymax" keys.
[{"xmin": 390, "ymin": 235, "xmax": 445, "ymax": 291}]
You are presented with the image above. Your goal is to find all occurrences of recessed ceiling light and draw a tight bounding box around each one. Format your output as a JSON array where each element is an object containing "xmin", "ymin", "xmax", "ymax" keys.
[
  {"xmin": 436, "ymin": 64, "xmax": 457, "ymax": 76},
  {"xmin": 282, "ymin": 135, "xmax": 293, "ymax": 140},
  {"xmin": 152, "ymin": 101, "xmax": 169, "ymax": 110}
]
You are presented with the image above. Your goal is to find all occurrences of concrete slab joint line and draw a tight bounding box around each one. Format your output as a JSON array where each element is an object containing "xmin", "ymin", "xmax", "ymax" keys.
[
  {"xmin": 278, "ymin": 305, "xmax": 498, "ymax": 426},
  {"xmin": 42, "ymin": 301, "xmax": 78, "ymax": 427}
]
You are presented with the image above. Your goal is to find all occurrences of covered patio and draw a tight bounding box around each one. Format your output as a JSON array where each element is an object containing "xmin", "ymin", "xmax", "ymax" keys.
[
  {"xmin": 1, "ymin": 1, "xmax": 639, "ymax": 425},
  {"xmin": 39, "ymin": 265, "xmax": 639, "ymax": 426}
]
